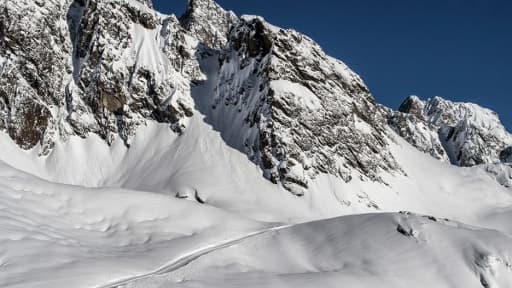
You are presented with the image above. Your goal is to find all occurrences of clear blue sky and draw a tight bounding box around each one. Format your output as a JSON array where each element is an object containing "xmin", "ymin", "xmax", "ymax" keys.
[{"xmin": 154, "ymin": 0, "xmax": 512, "ymax": 130}]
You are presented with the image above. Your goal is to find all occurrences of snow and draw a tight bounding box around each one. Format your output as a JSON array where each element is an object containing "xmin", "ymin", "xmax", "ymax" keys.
[
  {"xmin": 129, "ymin": 23, "xmax": 171, "ymax": 85},
  {"xmin": 0, "ymin": 78, "xmax": 508, "ymax": 288},
  {"xmin": 327, "ymin": 55, "xmax": 365, "ymax": 86},
  {"xmin": 2, "ymin": 1, "xmax": 512, "ymax": 287},
  {"xmin": 241, "ymin": 14, "xmax": 281, "ymax": 33},
  {"xmin": 0, "ymin": 160, "xmax": 265, "ymax": 288},
  {"xmin": 0, "ymin": 117, "xmax": 510, "ymax": 222},
  {"xmin": 423, "ymin": 96, "xmax": 512, "ymax": 149},
  {"xmin": 354, "ymin": 115, "xmax": 374, "ymax": 134},
  {"xmin": 270, "ymin": 80, "xmax": 322, "ymax": 110},
  {"xmin": 382, "ymin": 135, "xmax": 512, "ymax": 225},
  {"xmin": 240, "ymin": 14, "xmax": 261, "ymax": 22},
  {"xmin": 104, "ymin": 213, "xmax": 512, "ymax": 288},
  {"xmin": 3, "ymin": 143, "xmax": 512, "ymax": 288},
  {"xmin": 0, "ymin": 117, "xmax": 331, "ymax": 223}
]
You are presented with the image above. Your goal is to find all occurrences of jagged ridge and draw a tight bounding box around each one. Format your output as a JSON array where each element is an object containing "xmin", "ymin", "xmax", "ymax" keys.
[
  {"xmin": 1, "ymin": 0, "xmax": 510, "ymax": 193},
  {"xmin": 389, "ymin": 95, "xmax": 512, "ymax": 166}
]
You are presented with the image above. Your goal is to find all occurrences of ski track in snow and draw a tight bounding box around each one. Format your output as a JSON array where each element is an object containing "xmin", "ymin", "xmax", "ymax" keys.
[{"xmin": 97, "ymin": 225, "xmax": 291, "ymax": 288}]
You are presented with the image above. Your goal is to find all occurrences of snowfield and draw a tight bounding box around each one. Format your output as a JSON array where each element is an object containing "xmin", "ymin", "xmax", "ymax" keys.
[
  {"xmin": 1, "ymin": 116, "xmax": 512, "ymax": 287},
  {"xmin": 120, "ymin": 213, "xmax": 512, "ymax": 288},
  {"xmin": 0, "ymin": 159, "xmax": 271, "ymax": 288}
]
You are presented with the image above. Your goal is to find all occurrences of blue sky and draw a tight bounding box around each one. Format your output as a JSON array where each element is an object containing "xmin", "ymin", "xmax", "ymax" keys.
[{"xmin": 153, "ymin": 0, "xmax": 512, "ymax": 130}]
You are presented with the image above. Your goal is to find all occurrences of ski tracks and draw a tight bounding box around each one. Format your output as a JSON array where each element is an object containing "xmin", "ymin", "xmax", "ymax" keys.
[{"xmin": 97, "ymin": 224, "xmax": 290, "ymax": 288}]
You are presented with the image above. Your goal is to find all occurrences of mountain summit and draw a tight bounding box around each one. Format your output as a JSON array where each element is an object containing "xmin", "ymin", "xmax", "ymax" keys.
[
  {"xmin": 180, "ymin": 0, "xmax": 238, "ymax": 49},
  {"xmin": 390, "ymin": 95, "xmax": 512, "ymax": 166}
]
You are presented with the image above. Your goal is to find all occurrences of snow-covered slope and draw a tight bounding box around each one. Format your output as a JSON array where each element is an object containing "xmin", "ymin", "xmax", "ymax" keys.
[
  {"xmin": 1, "ymin": 0, "xmax": 512, "ymax": 287},
  {"xmin": 118, "ymin": 213, "xmax": 512, "ymax": 288},
  {"xmin": 0, "ymin": 159, "xmax": 269, "ymax": 288},
  {"xmin": 1, "ymin": 153, "xmax": 511, "ymax": 287},
  {"xmin": 1, "ymin": 108, "xmax": 511, "ymax": 226}
]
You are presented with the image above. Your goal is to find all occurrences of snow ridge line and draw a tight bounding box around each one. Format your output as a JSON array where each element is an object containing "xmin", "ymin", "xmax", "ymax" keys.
[{"xmin": 96, "ymin": 224, "xmax": 291, "ymax": 288}]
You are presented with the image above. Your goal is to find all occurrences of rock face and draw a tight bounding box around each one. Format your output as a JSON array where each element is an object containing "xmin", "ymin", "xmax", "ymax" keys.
[
  {"xmin": 388, "ymin": 109, "xmax": 449, "ymax": 162},
  {"xmin": 0, "ymin": 0, "xmax": 71, "ymax": 152},
  {"xmin": 68, "ymin": 0, "xmax": 195, "ymax": 145},
  {"xmin": 199, "ymin": 15, "xmax": 401, "ymax": 195},
  {"xmin": 0, "ymin": 0, "xmax": 403, "ymax": 195},
  {"xmin": 500, "ymin": 147, "xmax": 512, "ymax": 164},
  {"xmin": 179, "ymin": 0, "xmax": 238, "ymax": 49},
  {"xmin": 0, "ymin": 0, "xmax": 195, "ymax": 154},
  {"xmin": 1, "ymin": 0, "xmax": 509, "ymax": 194},
  {"xmin": 389, "ymin": 96, "xmax": 512, "ymax": 166}
]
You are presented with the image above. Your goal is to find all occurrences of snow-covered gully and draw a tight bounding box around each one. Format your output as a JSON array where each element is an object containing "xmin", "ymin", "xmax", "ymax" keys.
[{"xmin": 97, "ymin": 224, "xmax": 291, "ymax": 288}]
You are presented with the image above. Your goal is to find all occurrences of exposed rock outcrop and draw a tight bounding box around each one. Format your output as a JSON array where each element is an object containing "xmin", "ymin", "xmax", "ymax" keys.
[
  {"xmin": 0, "ymin": 0, "xmax": 196, "ymax": 153},
  {"xmin": 389, "ymin": 96, "xmax": 512, "ymax": 166},
  {"xmin": 197, "ymin": 14, "xmax": 402, "ymax": 195},
  {"xmin": 179, "ymin": 0, "xmax": 238, "ymax": 49},
  {"xmin": 500, "ymin": 146, "xmax": 512, "ymax": 164}
]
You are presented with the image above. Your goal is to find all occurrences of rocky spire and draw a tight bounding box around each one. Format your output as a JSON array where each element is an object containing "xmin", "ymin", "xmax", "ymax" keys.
[
  {"xmin": 179, "ymin": 0, "xmax": 238, "ymax": 49},
  {"xmin": 398, "ymin": 95, "xmax": 425, "ymax": 119}
]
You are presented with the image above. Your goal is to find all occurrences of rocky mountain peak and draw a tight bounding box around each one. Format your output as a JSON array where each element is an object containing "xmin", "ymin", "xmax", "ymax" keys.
[
  {"xmin": 202, "ymin": 12, "xmax": 403, "ymax": 195},
  {"xmin": 390, "ymin": 95, "xmax": 512, "ymax": 167},
  {"xmin": 398, "ymin": 95, "xmax": 425, "ymax": 119},
  {"xmin": 179, "ymin": 0, "xmax": 238, "ymax": 49},
  {"xmin": 3, "ymin": 0, "xmax": 509, "ymax": 195}
]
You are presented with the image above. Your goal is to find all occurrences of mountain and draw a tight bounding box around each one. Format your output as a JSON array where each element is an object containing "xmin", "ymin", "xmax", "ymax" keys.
[
  {"xmin": 389, "ymin": 95, "xmax": 512, "ymax": 187},
  {"xmin": 1, "ymin": 0, "xmax": 402, "ymax": 196},
  {"xmin": 389, "ymin": 95, "xmax": 512, "ymax": 166},
  {"xmin": 1, "ymin": 0, "xmax": 203, "ymax": 153},
  {"xmin": 1, "ymin": 0, "xmax": 512, "ymax": 287}
]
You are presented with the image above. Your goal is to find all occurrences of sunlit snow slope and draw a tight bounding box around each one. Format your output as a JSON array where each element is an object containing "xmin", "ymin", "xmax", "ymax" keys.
[
  {"xmin": 1, "ymin": 114, "xmax": 512, "ymax": 287},
  {"xmin": 0, "ymin": 160, "xmax": 268, "ymax": 288},
  {"xmin": 120, "ymin": 213, "xmax": 512, "ymax": 288}
]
